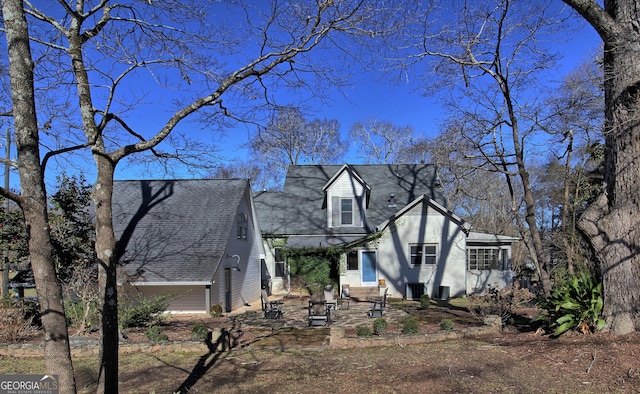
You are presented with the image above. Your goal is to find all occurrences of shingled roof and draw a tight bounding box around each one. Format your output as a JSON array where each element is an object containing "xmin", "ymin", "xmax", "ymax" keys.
[
  {"xmin": 112, "ymin": 179, "xmax": 249, "ymax": 284},
  {"xmin": 254, "ymin": 164, "xmax": 445, "ymax": 246}
]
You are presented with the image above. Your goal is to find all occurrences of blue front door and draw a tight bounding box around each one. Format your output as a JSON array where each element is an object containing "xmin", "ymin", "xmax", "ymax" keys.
[{"xmin": 361, "ymin": 251, "xmax": 377, "ymax": 286}]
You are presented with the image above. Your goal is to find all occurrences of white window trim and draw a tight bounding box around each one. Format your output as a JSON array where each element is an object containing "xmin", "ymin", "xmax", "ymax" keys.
[{"xmin": 409, "ymin": 243, "xmax": 438, "ymax": 265}]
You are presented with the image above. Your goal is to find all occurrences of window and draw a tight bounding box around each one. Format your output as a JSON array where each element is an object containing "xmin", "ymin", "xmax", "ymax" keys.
[
  {"xmin": 410, "ymin": 244, "xmax": 437, "ymax": 265},
  {"xmin": 236, "ymin": 213, "xmax": 248, "ymax": 240},
  {"xmin": 274, "ymin": 247, "xmax": 285, "ymax": 278},
  {"xmin": 275, "ymin": 262, "xmax": 285, "ymax": 278},
  {"xmin": 347, "ymin": 251, "xmax": 359, "ymax": 270},
  {"xmin": 467, "ymin": 248, "xmax": 504, "ymax": 270},
  {"xmin": 341, "ymin": 198, "xmax": 353, "ymax": 225}
]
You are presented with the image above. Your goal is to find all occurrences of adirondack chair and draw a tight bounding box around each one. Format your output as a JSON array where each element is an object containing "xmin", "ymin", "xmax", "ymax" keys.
[
  {"xmin": 323, "ymin": 285, "xmax": 337, "ymax": 310},
  {"xmin": 367, "ymin": 287, "xmax": 388, "ymax": 318},
  {"xmin": 261, "ymin": 289, "xmax": 284, "ymax": 319},
  {"xmin": 308, "ymin": 299, "xmax": 331, "ymax": 327},
  {"xmin": 339, "ymin": 285, "xmax": 351, "ymax": 310}
]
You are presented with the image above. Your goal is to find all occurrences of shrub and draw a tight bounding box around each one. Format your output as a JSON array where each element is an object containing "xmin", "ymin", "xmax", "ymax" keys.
[
  {"xmin": 372, "ymin": 318, "xmax": 387, "ymax": 335},
  {"xmin": 467, "ymin": 283, "xmax": 534, "ymax": 324},
  {"xmin": 0, "ymin": 298, "xmax": 37, "ymax": 342},
  {"xmin": 402, "ymin": 316, "xmax": 419, "ymax": 334},
  {"xmin": 191, "ymin": 323, "xmax": 210, "ymax": 341},
  {"xmin": 209, "ymin": 304, "xmax": 223, "ymax": 317},
  {"xmin": 119, "ymin": 295, "xmax": 170, "ymax": 329},
  {"xmin": 146, "ymin": 325, "xmax": 168, "ymax": 342},
  {"xmin": 64, "ymin": 298, "xmax": 99, "ymax": 334},
  {"xmin": 537, "ymin": 272, "xmax": 606, "ymax": 336},
  {"xmin": 439, "ymin": 319, "xmax": 454, "ymax": 331},
  {"xmin": 420, "ymin": 294, "xmax": 431, "ymax": 309},
  {"xmin": 356, "ymin": 325, "xmax": 372, "ymax": 337}
]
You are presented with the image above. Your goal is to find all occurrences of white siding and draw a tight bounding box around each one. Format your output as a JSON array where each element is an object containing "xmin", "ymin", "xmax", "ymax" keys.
[
  {"xmin": 358, "ymin": 201, "xmax": 467, "ymax": 299},
  {"xmin": 326, "ymin": 171, "xmax": 366, "ymax": 227},
  {"xmin": 125, "ymin": 285, "xmax": 208, "ymax": 314},
  {"xmin": 220, "ymin": 188, "xmax": 263, "ymax": 311}
]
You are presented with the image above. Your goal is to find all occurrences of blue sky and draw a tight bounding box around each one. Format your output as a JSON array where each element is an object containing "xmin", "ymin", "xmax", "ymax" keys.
[
  {"xmin": 3, "ymin": 2, "xmax": 604, "ymax": 191},
  {"xmin": 198, "ymin": 16, "xmax": 602, "ymax": 169}
]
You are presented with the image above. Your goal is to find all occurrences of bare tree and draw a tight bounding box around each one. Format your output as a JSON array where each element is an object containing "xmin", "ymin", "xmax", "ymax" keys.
[
  {"xmin": 537, "ymin": 58, "xmax": 604, "ymax": 274},
  {"xmin": 349, "ymin": 117, "xmax": 416, "ymax": 164},
  {"xmin": 404, "ymin": 0, "xmax": 574, "ymax": 296},
  {"xmin": 251, "ymin": 106, "xmax": 346, "ymax": 187},
  {"xmin": 1, "ymin": 1, "xmax": 413, "ymax": 392},
  {"xmin": 563, "ymin": 0, "xmax": 640, "ymax": 334},
  {"xmin": 1, "ymin": 0, "xmax": 76, "ymax": 391}
]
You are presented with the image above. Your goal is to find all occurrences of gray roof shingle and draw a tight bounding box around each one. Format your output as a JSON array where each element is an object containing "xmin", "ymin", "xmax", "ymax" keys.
[
  {"xmin": 254, "ymin": 164, "xmax": 445, "ymax": 240},
  {"xmin": 113, "ymin": 179, "xmax": 249, "ymax": 283}
]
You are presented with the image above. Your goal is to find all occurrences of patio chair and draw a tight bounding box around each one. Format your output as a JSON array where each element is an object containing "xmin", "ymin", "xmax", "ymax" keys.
[
  {"xmin": 308, "ymin": 299, "xmax": 331, "ymax": 327},
  {"xmin": 261, "ymin": 289, "xmax": 284, "ymax": 319},
  {"xmin": 367, "ymin": 287, "xmax": 388, "ymax": 318},
  {"xmin": 339, "ymin": 285, "xmax": 351, "ymax": 310},
  {"xmin": 323, "ymin": 285, "xmax": 337, "ymax": 310}
]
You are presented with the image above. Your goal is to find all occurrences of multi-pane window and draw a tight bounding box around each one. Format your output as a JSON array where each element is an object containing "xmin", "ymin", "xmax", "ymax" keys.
[
  {"xmin": 410, "ymin": 244, "xmax": 437, "ymax": 265},
  {"xmin": 237, "ymin": 213, "xmax": 248, "ymax": 240},
  {"xmin": 347, "ymin": 251, "xmax": 359, "ymax": 270},
  {"xmin": 341, "ymin": 198, "xmax": 353, "ymax": 225},
  {"xmin": 467, "ymin": 248, "xmax": 505, "ymax": 270}
]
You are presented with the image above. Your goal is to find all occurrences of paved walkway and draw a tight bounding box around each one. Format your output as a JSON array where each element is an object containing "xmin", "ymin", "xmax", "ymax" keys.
[{"xmin": 230, "ymin": 296, "xmax": 409, "ymax": 330}]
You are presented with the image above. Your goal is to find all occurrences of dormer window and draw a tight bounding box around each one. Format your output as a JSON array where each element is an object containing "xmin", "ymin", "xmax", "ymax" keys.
[{"xmin": 341, "ymin": 198, "xmax": 353, "ymax": 225}]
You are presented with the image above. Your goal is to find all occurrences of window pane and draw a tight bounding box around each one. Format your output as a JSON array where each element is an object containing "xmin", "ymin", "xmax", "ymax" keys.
[
  {"xmin": 424, "ymin": 245, "xmax": 436, "ymax": 264},
  {"xmin": 341, "ymin": 199, "xmax": 353, "ymax": 225},
  {"xmin": 347, "ymin": 251, "xmax": 358, "ymax": 270},
  {"xmin": 274, "ymin": 247, "xmax": 283, "ymax": 262},
  {"xmin": 275, "ymin": 262, "xmax": 285, "ymax": 278},
  {"xmin": 410, "ymin": 245, "xmax": 422, "ymax": 264}
]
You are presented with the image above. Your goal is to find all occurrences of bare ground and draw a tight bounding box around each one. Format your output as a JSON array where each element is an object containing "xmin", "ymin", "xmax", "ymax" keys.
[{"xmin": 4, "ymin": 301, "xmax": 640, "ymax": 393}]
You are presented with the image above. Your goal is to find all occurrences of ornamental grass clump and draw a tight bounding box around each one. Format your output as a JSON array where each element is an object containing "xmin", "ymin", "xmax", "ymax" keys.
[
  {"xmin": 357, "ymin": 325, "xmax": 372, "ymax": 337},
  {"xmin": 420, "ymin": 294, "xmax": 431, "ymax": 309},
  {"xmin": 191, "ymin": 323, "xmax": 210, "ymax": 341},
  {"xmin": 402, "ymin": 316, "xmax": 419, "ymax": 334},
  {"xmin": 146, "ymin": 325, "xmax": 168, "ymax": 342},
  {"xmin": 372, "ymin": 318, "xmax": 387, "ymax": 335},
  {"xmin": 439, "ymin": 319, "xmax": 454, "ymax": 331}
]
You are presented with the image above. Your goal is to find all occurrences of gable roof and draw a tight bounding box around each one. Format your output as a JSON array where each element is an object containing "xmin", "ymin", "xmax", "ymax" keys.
[
  {"xmin": 377, "ymin": 194, "xmax": 471, "ymax": 235},
  {"xmin": 112, "ymin": 178, "xmax": 250, "ymax": 284},
  {"xmin": 254, "ymin": 164, "xmax": 445, "ymax": 240}
]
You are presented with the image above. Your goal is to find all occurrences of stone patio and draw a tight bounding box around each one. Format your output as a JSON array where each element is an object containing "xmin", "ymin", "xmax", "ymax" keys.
[{"xmin": 230, "ymin": 296, "xmax": 410, "ymax": 330}]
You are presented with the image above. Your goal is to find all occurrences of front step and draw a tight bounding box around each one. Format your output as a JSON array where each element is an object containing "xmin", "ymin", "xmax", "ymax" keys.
[{"xmin": 346, "ymin": 286, "xmax": 381, "ymax": 301}]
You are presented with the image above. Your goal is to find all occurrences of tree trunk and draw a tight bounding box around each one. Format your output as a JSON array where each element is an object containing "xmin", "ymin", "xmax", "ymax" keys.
[
  {"xmin": 572, "ymin": 0, "xmax": 640, "ymax": 334},
  {"xmin": 92, "ymin": 159, "xmax": 119, "ymax": 394},
  {"xmin": 2, "ymin": 0, "xmax": 76, "ymax": 391}
]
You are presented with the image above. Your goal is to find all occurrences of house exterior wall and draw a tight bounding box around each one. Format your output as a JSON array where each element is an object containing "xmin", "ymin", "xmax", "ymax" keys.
[
  {"xmin": 125, "ymin": 285, "xmax": 207, "ymax": 313},
  {"xmin": 340, "ymin": 201, "xmax": 468, "ymax": 299},
  {"xmin": 218, "ymin": 188, "xmax": 263, "ymax": 311}
]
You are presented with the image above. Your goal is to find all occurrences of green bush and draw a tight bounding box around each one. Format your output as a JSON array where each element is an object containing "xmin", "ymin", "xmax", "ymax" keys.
[
  {"xmin": 536, "ymin": 272, "xmax": 606, "ymax": 336},
  {"xmin": 439, "ymin": 319, "xmax": 454, "ymax": 331},
  {"xmin": 209, "ymin": 304, "xmax": 223, "ymax": 317},
  {"xmin": 146, "ymin": 325, "xmax": 168, "ymax": 342},
  {"xmin": 356, "ymin": 325, "xmax": 372, "ymax": 337},
  {"xmin": 64, "ymin": 298, "xmax": 100, "ymax": 331},
  {"xmin": 191, "ymin": 323, "xmax": 210, "ymax": 341},
  {"xmin": 402, "ymin": 316, "xmax": 419, "ymax": 334},
  {"xmin": 119, "ymin": 295, "xmax": 170, "ymax": 329},
  {"xmin": 420, "ymin": 294, "xmax": 431, "ymax": 309},
  {"xmin": 372, "ymin": 318, "xmax": 387, "ymax": 335}
]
